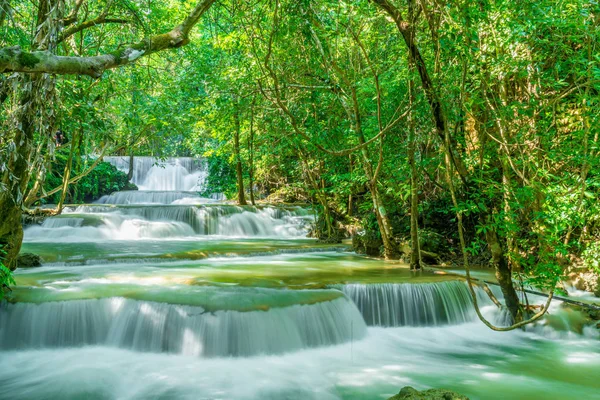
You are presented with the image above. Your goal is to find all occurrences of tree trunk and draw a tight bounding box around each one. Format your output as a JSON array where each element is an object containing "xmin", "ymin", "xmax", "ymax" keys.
[
  {"xmin": 128, "ymin": 153, "xmax": 135, "ymax": 181},
  {"xmin": 369, "ymin": 179, "xmax": 397, "ymax": 258},
  {"xmin": 348, "ymin": 155, "xmax": 353, "ymax": 217},
  {"xmin": 408, "ymin": 58, "xmax": 421, "ymax": 270},
  {"xmin": 233, "ymin": 99, "xmax": 247, "ymax": 206},
  {"xmin": 408, "ymin": 131, "xmax": 421, "ymax": 269},
  {"xmin": 485, "ymin": 216, "xmax": 522, "ymax": 322},
  {"xmin": 57, "ymin": 129, "xmax": 79, "ymax": 212},
  {"xmin": 248, "ymin": 100, "xmax": 256, "ymax": 205},
  {"xmin": 0, "ymin": 77, "xmax": 37, "ymax": 270}
]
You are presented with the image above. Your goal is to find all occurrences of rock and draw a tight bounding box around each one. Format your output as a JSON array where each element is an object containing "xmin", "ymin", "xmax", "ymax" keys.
[
  {"xmin": 389, "ymin": 386, "xmax": 469, "ymax": 400},
  {"xmin": 566, "ymin": 267, "xmax": 599, "ymax": 296},
  {"xmin": 17, "ymin": 253, "xmax": 42, "ymax": 268}
]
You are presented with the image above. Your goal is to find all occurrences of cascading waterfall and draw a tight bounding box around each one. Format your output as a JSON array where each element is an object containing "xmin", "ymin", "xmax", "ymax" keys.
[
  {"xmin": 104, "ymin": 156, "xmax": 208, "ymax": 191},
  {"xmin": 24, "ymin": 204, "xmax": 313, "ymax": 240},
  {"xmin": 0, "ymin": 296, "xmax": 366, "ymax": 357},
  {"xmin": 23, "ymin": 155, "xmax": 314, "ymax": 240},
  {"xmin": 97, "ymin": 190, "xmax": 218, "ymax": 205},
  {"xmin": 335, "ymin": 281, "xmax": 494, "ymax": 327}
]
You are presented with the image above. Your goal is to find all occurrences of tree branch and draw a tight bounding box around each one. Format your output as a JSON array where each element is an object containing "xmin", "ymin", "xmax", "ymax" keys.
[
  {"xmin": 0, "ymin": 0, "xmax": 216, "ymax": 78},
  {"xmin": 58, "ymin": 16, "xmax": 129, "ymax": 43}
]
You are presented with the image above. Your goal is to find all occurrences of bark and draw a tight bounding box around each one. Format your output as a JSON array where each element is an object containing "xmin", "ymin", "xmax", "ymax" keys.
[
  {"xmin": 408, "ymin": 118, "xmax": 421, "ymax": 269},
  {"xmin": 233, "ymin": 99, "xmax": 247, "ymax": 206},
  {"xmin": 248, "ymin": 99, "xmax": 256, "ymax": 205},
  {"xmin": 351, "ymin": 84, "xmax": 397, "ymax": 259},
  {"xmin": 128, "ymin": 153, "xmax": 134, "ymax": 181},
  {"xmin": 347, "ymin": 155, "xmax": 353, "ymax": 217},
  {"xmin": 295, "ymin": 146, "xmax": 334, "ymax": 238},
  {"xmin": 485, "ymin": 222, "xmax": 522, "ymax": 322},
  {"xmin": 57, "ymin": 129, "xmax": 79, "ymax": 212},
  {"xmin": 0, "ymin": 0, "xmax": 216, "ymax": 78},
  {"xmin": 408, "ymin": 53, "xmax": 421, "ymax": 270},
  {"xmin": 0, "ymin": 77, "xmax": 37, "ymax": 270}
]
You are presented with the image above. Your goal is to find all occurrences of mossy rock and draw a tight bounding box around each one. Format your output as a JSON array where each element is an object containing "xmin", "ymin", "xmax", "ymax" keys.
[
  {"xmin": 389, "ymin": 386, "xmax": 469, "ymax": 400},
  {"xmin": 17, "ymin": 253, "xmax": 42, "ymax": 268}
]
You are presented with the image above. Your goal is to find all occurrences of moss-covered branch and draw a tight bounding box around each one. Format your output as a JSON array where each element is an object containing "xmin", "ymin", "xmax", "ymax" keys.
[{"xmin": 0, "ymin": 0, "xmax": 216, "ymax": 78}]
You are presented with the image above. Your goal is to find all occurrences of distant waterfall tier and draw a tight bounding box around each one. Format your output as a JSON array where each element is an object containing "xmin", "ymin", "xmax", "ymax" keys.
[
  {"xmin": 24, "ymin": 205, "xmax": 313, "ymax": 240},
  {"xmin": 0, "ymin": 296, "xmax": 367, "ymax": 357},
  {"xmin": 104, "ymin": 156, "xmax": 209, "ymax": 192},
  {"xmin": 97, "ymin": 190, "xmax": 221, "ymax": 205},
  {"xmin": 335, "ymin": 281, "xmax": 491, "ymax": 327}
]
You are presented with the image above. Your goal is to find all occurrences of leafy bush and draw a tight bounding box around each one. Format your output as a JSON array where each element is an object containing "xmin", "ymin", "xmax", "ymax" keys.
[
  {"xmin": 41, "ymin": 152, "xmax": 137, "ymax": 204},
  {"xmin": 582, "ymin": 242, "xmax": 600, "ymax": 273},
  {"xmin": 74, "ymin": 162, "xmax": 137, "ymax": 203},
  {"xmin": 199, "ymin": 155, "xmax": 236, "ymax": 199},
  {"xmin": 0, "ymin": 249, "xmax": 15, "ymax": 300}
]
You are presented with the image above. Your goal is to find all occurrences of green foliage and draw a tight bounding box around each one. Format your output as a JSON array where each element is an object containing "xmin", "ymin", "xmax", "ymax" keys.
[
  {"xmin": 200, "ymin": 155, "xmax": 237, "ymax": 200},
  {"xmin": 42, "ymin": 153, "xmax": 137, "ymax": 204},
  {"xmin": 0, "ymin": 249, "xmax": 15, "ymax": 300},
  {"xmin": 582, "ymin": 242, "xmax": 600, "ymax": 274}
]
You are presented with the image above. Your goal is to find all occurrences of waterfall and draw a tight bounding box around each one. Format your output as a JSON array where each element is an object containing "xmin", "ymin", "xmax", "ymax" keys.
[
  {"xmin": 0, "ymin": 296, "xmax": 367, "ymax": 357},
  {"xmin": 25, "ymin": 205, "xmax": 313, "ymax": 241},
  {"xmin": 97, "ymin": 190, "xmax": 218, "ymax": 205},
  {"xmin": 335, "ymin": 281, "xmax": 493, "ymax": 327},
  {"xmin": 103, "ymin": 156, "xmax": 208, "ymax": 192}
]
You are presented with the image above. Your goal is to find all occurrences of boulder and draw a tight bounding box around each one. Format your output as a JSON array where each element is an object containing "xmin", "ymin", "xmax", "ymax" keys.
[
  {"xmin": 389, "ymin": 386, "xmax": 469, "ymax": 400},
  {"xmin": 17, "ymin": 253, "xmax": 42, "ymax": 268}
]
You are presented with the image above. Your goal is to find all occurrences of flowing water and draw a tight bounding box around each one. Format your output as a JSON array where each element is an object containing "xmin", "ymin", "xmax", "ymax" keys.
[{"xmin": 2, "ymin": 157, "xmax": 599, "ymax": 400}]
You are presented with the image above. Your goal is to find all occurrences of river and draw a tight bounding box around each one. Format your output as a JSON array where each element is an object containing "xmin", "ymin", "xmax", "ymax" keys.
[{"xmin": 1, "ymin": 157, "xmax": 598, "ymax": 400}]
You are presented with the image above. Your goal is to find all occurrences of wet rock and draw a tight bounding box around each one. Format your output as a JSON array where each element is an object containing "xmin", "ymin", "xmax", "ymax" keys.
[
  {"xmin": 566, "ymin": 267, "xmax": 599, "ymax": 297},
  {"xmin": 17, "ymin": 253, "xmax": 42, "ymax": 268},
  {"xmin": 389, "ymin": 386, "xmax": 469, "ymax": 400}
]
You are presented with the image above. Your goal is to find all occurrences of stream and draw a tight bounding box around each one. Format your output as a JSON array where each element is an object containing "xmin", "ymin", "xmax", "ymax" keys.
[{"xmin": 1, "ymin": 157, "xmax": 599, "ymax": 400}]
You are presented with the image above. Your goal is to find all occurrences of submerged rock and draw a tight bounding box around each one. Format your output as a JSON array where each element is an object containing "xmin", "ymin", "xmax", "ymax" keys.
[
  {"xmin": 389, "ymin": 386, "xmax": 469, "ymax": 400},
  {"xmin": 17, "ymin": 253, "xmax": 42, "ymax": 268}
]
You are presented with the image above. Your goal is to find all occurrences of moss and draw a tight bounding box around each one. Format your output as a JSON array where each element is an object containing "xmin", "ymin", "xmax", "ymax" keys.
[
  {"xmin": 389, "ymin": 386, "xmax": 469, "ymax": 400},
  {"xmin": 17, "ymin": 51, "xmax": 40, "ymax": 69}
]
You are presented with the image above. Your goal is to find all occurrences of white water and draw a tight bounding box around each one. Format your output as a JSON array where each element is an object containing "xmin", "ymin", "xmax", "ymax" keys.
[
  {"xmin": 2, "ymin": 323, "xmax": 599, "ymax": 400},
  {"xmin": 24, "ymin": 205, "xmax": 313, "ymax": 240},
  {"xmin": 0, "ymin": 296, "xmax": 366, "ymax": 357},
  {"xmin": 337, "ymin": 282, "xmax": 493, "ymax": 327},
  {"xmin": 97, "ymin": 190, "xmax": 218, "ymax": 205},
  {"xmin": 104, "ymin": 156, "xmax": 208, "ymax": 191},
  {"xmin": 10, "ymin": 156, "xmax": 600, "ymax": 399}
]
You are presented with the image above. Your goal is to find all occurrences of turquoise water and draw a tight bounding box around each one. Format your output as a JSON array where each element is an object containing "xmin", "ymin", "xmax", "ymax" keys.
[{"xmin": 2, "ymin": 158, "xmax": 599, "ymax": 399}]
